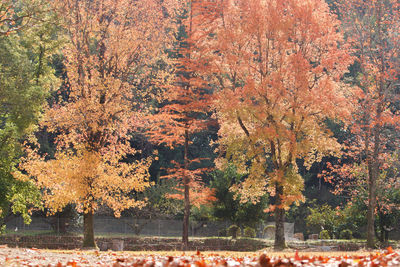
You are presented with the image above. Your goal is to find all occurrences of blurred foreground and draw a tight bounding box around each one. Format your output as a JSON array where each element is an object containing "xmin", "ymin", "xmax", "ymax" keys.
[{"xmin": 0, "ymin": 247, "xmax": 398, "ymax": 266}]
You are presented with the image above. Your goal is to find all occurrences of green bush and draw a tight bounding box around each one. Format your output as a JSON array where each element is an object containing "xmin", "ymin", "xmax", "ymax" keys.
[
  {"xmin": 263, "ymin": 225, "xmax": 275, "ymax": 234},
  {"xmin": 263, "ymin": 225, "xmax": 275, "ymax": 239},
  {"xmin": 339, "ymin": 229, "xmax": 353, "ymax": 240},
  {"xmin": 243, "ymin": 226, "xmax": 256, "ymax": 238},
  {"xmin": 218, "ymin": 228, "xmax": 227, "ymax": 237},
  {"xmin": 306, "ymin": 204, "xmax": 343, "ymax": 238},
  {"xmin": 319, "ymin": 230, "xmax": 331, "ymax": 239},
  {"xmin": 227, "ymin": 225, "xmax": 241, "ymax": 239}
]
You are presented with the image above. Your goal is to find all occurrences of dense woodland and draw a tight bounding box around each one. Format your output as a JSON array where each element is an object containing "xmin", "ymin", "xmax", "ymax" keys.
[{"xmin": 0, "ymin": 0, "xmax": 399, "ymax": 251}]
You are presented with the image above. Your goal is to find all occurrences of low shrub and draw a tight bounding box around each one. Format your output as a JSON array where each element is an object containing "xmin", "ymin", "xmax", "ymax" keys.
[
  {"xmin": 218, "ymin": 229, "xmax": 227, "ymax": 237},
  {"xmin": 319, "ymin": 230, "xmax": 331, "ymax": 239},
  {"xmin": 243, "ymin": 226, "xmax": 256, "ymax": 238},
  {"xmin": 339, "ymin": 229, "xmax": 353, "ymax": 240},
  {"xmin": 263, "ymin": 225, "xmax": 275, "ymax": 234},
  {"xmin": 227, "ymin": 225, "xmax": 241, "ymax": 239},
  {"xmin": 263, "ymin": 225, "xmax": 275, "ymax": 239}
]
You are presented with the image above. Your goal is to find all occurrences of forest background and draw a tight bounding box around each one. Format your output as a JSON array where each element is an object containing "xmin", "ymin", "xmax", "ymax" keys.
[{"xmin": 0, "ymin": 0, "xmax": 399, "ymax": 251}]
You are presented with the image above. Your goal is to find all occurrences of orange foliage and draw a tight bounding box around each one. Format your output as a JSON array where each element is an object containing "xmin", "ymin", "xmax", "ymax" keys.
[
  {"xmin": 211, "ymin": 0, "xmax": 355, "ymax": 209},
  {"xmin": 146, "ymin": 0, "xmax": 218, "ymax": 147},
  {"xmin": 336, "ymin": 0, "xmax": 400, "ymax": 247},
  {"xmin": 163, "ymin": 160, "xmax": 217, "ymax": 207},
  {"xmin": 341, "ymin": 0, "xmax": 400, "ymax": 149},
  {"xmin": 145, "ymin": 0, "xmax": 219, "ymax": 206}
]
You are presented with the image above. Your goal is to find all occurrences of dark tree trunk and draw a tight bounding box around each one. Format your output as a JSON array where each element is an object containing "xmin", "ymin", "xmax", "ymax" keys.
[
  {"xmin": 367, "ymin": 113, "xmax": 381, "ymax": 248},
  {"xmin": 181, "ymin": 0, "xmax": 193, "ymax": 249},
  {"xmin": 367, "ymin": 162, "xmax": 377, "ymax": 248},
  {"xmin": 366, "ymin": 3, "xmax": 385, "ymax": 249},
  {"xmin": 182, "ymin": 129, "xmax": 190, "ymax": 250},
  {"xmin": 378, "ymin": 211, "xmax": 384, "ymax": 243},
  {"xmin": 83, "ymin": 209, "xmax": 96, "ymax": 249},
  {"xmin": 384, "ymin": 229, "xmax": 389, "ymax": 243},
  {"xmin": 379, "ymin": 220, "xmax": 384, "ymax": 243},
  {"xmin": 274, "ymin": 184, "xmax": 286, "ymax": 250}
]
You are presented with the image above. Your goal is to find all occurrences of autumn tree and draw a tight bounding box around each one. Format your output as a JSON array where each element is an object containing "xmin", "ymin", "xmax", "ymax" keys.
[
  {"xmin": 338, "ymin": 0, "xmax": 400, "ymax": 248},
  {"xmin": 326, "ymin": 153, "xmax": 400, "ymax": 243},
  {"xmin": 0, "ymin": 0, "xmax": 59, "ymax": 227},
  {"xmin": 146, "ymin": 0, "xmax": 217, "ymax": 249},
  {"xmin": 211, "ymin": 0, "xmax": 354, "ymax": 250},
  {"xmin": 17, "ymin": 0, "xmax": 172, "ymax": 248}
]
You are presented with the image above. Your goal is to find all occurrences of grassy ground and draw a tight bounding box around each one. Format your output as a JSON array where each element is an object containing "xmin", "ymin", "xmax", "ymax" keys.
[
  {"xmin": 2, "ymin": 230, "xmax": 399, "ymax": 252},
  {"xmin": 4, "ymin": 229, "xmax": 56, "ymax": 236}
]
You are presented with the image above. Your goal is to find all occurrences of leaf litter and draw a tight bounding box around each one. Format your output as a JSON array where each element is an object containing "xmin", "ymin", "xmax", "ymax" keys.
[{"xmin": 0, "ymin": 247, "xmax": 399, "ymax": 266}]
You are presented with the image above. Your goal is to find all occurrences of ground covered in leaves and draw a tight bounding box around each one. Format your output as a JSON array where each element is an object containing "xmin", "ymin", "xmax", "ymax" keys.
[{"xmin": 0, "ymin": 247, "xmax": 399, "ymax": 266}]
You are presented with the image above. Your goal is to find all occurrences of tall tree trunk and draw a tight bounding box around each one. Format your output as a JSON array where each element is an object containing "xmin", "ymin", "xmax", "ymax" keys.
[
  {"xmin": 367, "ymin": 153, "xmax": 379, "ymax": 247},
  {"xmin": 274, "ymin": 184, "xmax": 286, "ymax": 250},
  {"xmin": 366, "ymin": 1, "xmax": 385, "ymax": 249},
  {"xmin": 367, "ymin": 161, "xmax": 377, "ymax": 248},
  {"xmin": 181, "ymin": 0, "xmax": 193, "ymax": 251},
  {"xmin": 83, "ymin": 209, "xmax": 96, "ymax": 249},
  {"xmin": 182, "ymin": 129, "xmax": 190, "ymax": 250},
  {"xmin": 384, "ymin": 229, "xmax": 389, "ymax": 243},
  {"xmin": 367, "ymin": 93, "xmax": 382, "ymax": 248},
  {"xmin": 378, "ymin": 212, "xmax": 384, "ymax": 242}
]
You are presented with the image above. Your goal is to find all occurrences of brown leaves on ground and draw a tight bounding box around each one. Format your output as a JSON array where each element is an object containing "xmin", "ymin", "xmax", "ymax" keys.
[{"xmin": 0, "ymin": 247, "xmax": 399, "ymax": 266}]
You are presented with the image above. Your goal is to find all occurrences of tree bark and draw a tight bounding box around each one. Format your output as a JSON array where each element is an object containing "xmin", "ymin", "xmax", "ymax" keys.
[
  {"xmin": 181, "ymin": 0, "xmax": 193, "ymax": 250},
  {"xmin": 366, "ymin": 1, "xmax": 385, "ymax": 249},
  {"xmin": 182, "ymin": 129, "xmax": 190, "ymax": 250},
  {"xmin": 384, "ymin": 229, "xmax": 389, "ymax": 243},
  {"xmin": 367, "ymin": 96, "xmax": 382, "ymax": 248},
  {"xmin": 378, "ymin": 211, "xmax": 386, "ymax": 243},
  {"xmin": 83, "ymin": 209, "xmax": 97, "ymax": 249},
  {"xmin": 367, "ymin": 161, "xmax": 377, "ymax": 248},
  {"xmin": 274, "ymin": 184, "xmax": 286, "ymax": 250},
  {"xmin": 366, "ymin": 142, "xmax": 379, "ymax": 239}
]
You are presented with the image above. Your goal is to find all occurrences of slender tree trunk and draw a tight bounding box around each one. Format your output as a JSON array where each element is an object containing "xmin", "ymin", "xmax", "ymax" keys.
[
  {"xmin": 181, "ymin": 0, "xmax": 193, "ymax": 251},
  {"xmin": 367, "ymin": 161, "xmax": 377, "ymax": 248},
  {"xmin": 182, "ymin": 129, "xmax": 190, "ymax": 250},
  {"xmin": 83, "ymin": 209, "xmax": 96, "ymax": 249},
  {"xmin": 367, "ymin": 159, "xmax": 379, "ymax": 248},
  {"xmin": 384, "ymin": 230, "xmax": 389, "ymax": 243},
  {"xmin": 378, "ymin": 212, "xmax": 384, "ymax": 242},
  {"xmin": 366, "ymin": 1, "xmax": 385, "ymax": 249},
  {"xmin": 367, "ymin": 102, "xmax": 382, "ymax": 248},
  {"xmin": 274, "ymin": 184, "xmax": 286, "ymax": 250},
  {"xmin": 35, "ymin": 43, "xmax": 44, "ymax": 85}
]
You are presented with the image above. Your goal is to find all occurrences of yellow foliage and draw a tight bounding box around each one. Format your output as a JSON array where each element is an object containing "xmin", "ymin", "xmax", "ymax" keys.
[
  {"xmin": 16, "ymin": 0, "xmax": 173, "ymax": 216},
  {"xmin": 19, "ymin": 147, "xmax": 152, "ymax": 216}
]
